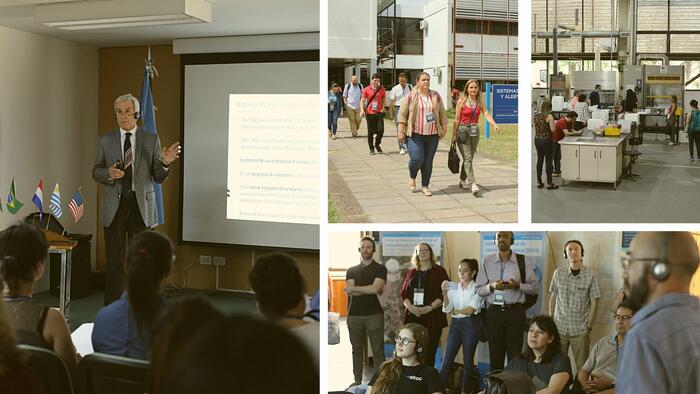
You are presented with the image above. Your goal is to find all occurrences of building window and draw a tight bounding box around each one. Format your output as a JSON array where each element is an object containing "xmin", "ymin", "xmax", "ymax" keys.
[
  {"xmin": 455, "ymin": 18, "xmax": 516, "ymax": 35},
  {"xmin": 377, "ymin": 17, "xmax": 424, "ymax": 56}
]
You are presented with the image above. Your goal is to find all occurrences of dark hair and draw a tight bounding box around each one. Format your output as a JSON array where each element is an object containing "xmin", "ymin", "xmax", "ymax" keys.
[
  {"xmin": 520, "ymin": 315, "xmax": 562, "ymax": 363},
  {"xmin": 360, "ymin": 236, "xmax": 376, "ymax": 252},
  {"xmin": 618, "ymin": 299, "xmax": 637, "ymax": 314},
  {"xmin": 671, "ymin": 95, "xmax": 678, "ymax": 103},
  {"xmin": 564, "ymin": 239, "xmax": 584, "ymax": 257},
  {"xmin": 398, "ymin": 72, "xmax": 406, "ymax": 79},
  {"xmin": 566, "ymin": 111, "xmax": 579, "ymax": 120},
  {"xmin": 458, "ymin": 258, "xmax": 479, "ymax": 280},
  {"xmin": 578, "ymin": 93, "xmax": 586, "ymax": 102},
  {"xmin": 0, "ymin": 223, "xmax": 48, "ymax": 295},
  {"xmin": 330, "ymin": 82, "xmax": 339, "ymax": 88},
  {"xmin": 150, "ymin": 296, "xmax": 223, "ymax": 394},
  {"xmin": 126, "ymin": 230, "xmax": 173, "ymax": 335},
  {"xmin": 371, "ymin": 323, "xmax": 429, "ymax": 393},
  {"xmin": 372, "ymin": 73, "xmax": 381, "ymax": 80},
  {"xmin": 158, "ymin": 314, "xmax": 317, "ymax": 394},
  {"xmin": 595, "ymin": 84, "xmax": 601, "ymax": 89},
  {"xmin": 691, "ymin": 99, "xmax": 698, "ymax": 108},
  {"xmin": 248, "ymin": 252, "xmax": 306, "ymax": 319}
]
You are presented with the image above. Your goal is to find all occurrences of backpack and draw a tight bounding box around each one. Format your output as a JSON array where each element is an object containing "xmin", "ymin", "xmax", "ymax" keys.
[
  {"xmin": 516, "ymin": 254, "xmax": 538, "ymax": 310},
  {"xmin": 691, "ymin": 109, "xmax": 700, "ymax": 132},
  {"xmin": 345, "ymin": 83, "xmax": 364, "ymax": 93}
]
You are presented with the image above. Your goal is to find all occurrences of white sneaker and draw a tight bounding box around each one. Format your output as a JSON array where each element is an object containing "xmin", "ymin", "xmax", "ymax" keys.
[
  {"xmin": 668, "ymin": 141, "xmax": 674, "ymax": 146},
  {"xmin": 399, "ymin": 148, "xmax": 406, "ymax": 155},
  {"xmin": 471, "ymin": 183, "xmax": 480, "ymax": 195},
  {"xmin": 459, "ymin": 180, "xmax": 469, "ymax": 189}
]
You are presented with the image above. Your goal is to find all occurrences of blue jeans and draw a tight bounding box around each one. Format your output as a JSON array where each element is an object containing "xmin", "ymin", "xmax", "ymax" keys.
[
  {"xmin": 395, "ymin": 106, "xmax": 407, "ymax": 151},
  {"xmin": 328, "ymin": 109, "xmax": 339, "ymax": 135},
  {"xmin": 407, "ymin": 134, "xmax": 439, "ymax": 187},
  {"xmin": 439, "ymin": 317, "xmax": 480, "ymax": 392}
]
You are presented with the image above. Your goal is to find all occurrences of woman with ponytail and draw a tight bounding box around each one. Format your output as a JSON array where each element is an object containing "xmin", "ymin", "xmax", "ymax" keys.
[
  {"xmin": 0, "ymin": 222, "xmax": 79, "ymax": 374},
  {"xmin": 92, "ymin": 230, "xmax": 173, "ymax": 359},
  {"xmin": 367, "ymin": 323, "xmax": 444, "ymax": 394}
]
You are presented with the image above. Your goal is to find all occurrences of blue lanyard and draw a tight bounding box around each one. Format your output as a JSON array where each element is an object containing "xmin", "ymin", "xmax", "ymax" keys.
[
  {"xmin": 467, "ymin": 100, "xmax": 478, "ymax": 124},
  {"xmin": 499, "ymin": 261, "xmax": 506, "ymax": 281}
]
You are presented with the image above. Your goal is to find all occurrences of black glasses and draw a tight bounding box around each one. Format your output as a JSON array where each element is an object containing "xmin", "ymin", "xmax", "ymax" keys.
[
  {"xmin": 613, "ymin": 313, "xmax": 632, "ymax": 321},
  {"xmin": 395, "ymin": 336, "xmax": 417, "ymax": 347}
]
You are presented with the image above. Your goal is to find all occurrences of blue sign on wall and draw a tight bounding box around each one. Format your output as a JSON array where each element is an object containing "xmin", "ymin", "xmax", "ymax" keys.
[{"xmin": 492, "ymin": 84, "xmax": 518, "ymax": 124}]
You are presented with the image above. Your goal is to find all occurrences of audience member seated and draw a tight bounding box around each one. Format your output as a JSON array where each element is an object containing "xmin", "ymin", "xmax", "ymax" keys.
[
  {"xmin": 572, "ymin": 302, "xmax": 635, "ymax": 394},
  {"xmin": 149, "ymin": 296, "xmax": 223, "ymax": 394},
  {"xmin": 248, "ymin": 252, "xmax": 319, "ymax": 363},
  {"xmin": 158, "ymin": 314, "xmax": 317, "ymax": 394},
  {"xmin": 367, "ymin": 323, "xmax": 444, "ymax": 394},
  {"xmin": 0, "ymin": 297, "xmax": 42, "ymax": 394},
  {"xmin": 505, "ymin": 315, "xmax": 573, "ymax": 394},
  {"xmin": 0, "ymin": 223, "xmax": 79, "ymax": 374},
  {"xmin": 92, "ymin": 230, "xmax": 173, "ymax": 359}
]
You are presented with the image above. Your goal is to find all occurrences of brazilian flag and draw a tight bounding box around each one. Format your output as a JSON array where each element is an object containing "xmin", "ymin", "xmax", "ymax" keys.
[{"xmin": 7, "ymin": 178, "xmax": 24, "ymax": 214}]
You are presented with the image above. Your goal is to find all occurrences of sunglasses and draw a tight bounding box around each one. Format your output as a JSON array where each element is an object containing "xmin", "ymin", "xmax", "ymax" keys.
[{"xmin": 395, "ymin": 336, "xmax": 417, "ymax": 347}]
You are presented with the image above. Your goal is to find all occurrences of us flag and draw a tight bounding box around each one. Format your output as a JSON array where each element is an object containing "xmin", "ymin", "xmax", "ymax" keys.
[{"xmin": 68, "ymin": 189, "xmax": 84, "ymax": 223}]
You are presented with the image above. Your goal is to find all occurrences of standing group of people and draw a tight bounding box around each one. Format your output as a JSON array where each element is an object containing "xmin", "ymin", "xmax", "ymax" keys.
[
  {"xmin": 340, "ymin": 231, "xmax": 700, "ymax": 394},
  {"xmin": 533, "ymin": 100, "xmax": 583, "ymax": 189},
  {"xmin": 330, "ymin": 73, "xmax": 500, "ymax": 198}
]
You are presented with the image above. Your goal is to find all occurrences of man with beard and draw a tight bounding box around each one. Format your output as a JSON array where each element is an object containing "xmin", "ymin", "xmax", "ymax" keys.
[
  {"xmin": 617, "ymin": 232, "xmax": 700, "ymax": 394},
  {"xmin": 574, "ymin": 302, "xmax": 635, "ymax": 394},
  {"xmin": 344, "ymin": 236, "xmax": 387, "ymax": 389},
  {"xmin": 475, "ymin": 231, "xmax": 539, "ymax": 371},
  {"xmin": 548, "ymin": 240, "xmax": 602, "ymax": 373}
]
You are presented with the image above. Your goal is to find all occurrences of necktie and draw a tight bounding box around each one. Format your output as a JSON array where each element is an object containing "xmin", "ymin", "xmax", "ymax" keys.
[{"xmin": 123, "ymin": 132, "xmax": 133, "ymax": 192}]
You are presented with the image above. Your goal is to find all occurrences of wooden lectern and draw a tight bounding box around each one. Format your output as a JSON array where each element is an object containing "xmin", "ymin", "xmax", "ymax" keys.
[{"xmin": 43, "ymin": 230, "xmax": 77, "ymax": 320}]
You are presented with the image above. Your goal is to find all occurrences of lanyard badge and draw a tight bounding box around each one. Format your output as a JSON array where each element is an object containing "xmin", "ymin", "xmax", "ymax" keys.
[{"xmin": 413, "ymin": 288, "xmax": 425, "ymax": 306}]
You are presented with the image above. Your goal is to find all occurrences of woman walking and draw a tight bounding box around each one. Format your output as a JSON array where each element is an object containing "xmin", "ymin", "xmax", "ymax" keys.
[
  {"xmin": 328, "ymin": 83, "xmax": 342, "ymax": 140},
  {"xmin": 397, "ymin": 72, "xmax": 448, "ymax": 196},
  {"xmin": 452, "ymin": 79, "xmax": 500, "ymax": 196}
]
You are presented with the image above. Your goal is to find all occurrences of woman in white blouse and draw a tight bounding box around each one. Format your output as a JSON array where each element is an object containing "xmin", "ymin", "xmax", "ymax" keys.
[{"xmin": 438, "ymin": 258, "xmax": 483, "ymax": 392}]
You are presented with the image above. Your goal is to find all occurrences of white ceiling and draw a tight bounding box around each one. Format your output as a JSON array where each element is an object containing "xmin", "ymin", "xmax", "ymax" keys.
[{"xmin": 0, "ymin": 0, "xmax": 319, "ymax": 47}]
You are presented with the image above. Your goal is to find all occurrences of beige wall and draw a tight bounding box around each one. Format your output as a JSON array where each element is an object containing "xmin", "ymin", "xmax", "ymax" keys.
[
  {"xmin": 97, "ymin": 45, "xmax": 318, "ymax": 293},
  {"xmin": 0, "ymin": 26, "xmax": 99, "ymax": 249}
]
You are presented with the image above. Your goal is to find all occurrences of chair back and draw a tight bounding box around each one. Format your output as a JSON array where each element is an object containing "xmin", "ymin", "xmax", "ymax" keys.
[
  {"xmin": 79, "ymin": 352, "xmax": 149, "ymax": 394},
  {"xmin": 18, "ymin": 344, "xmax": 74, "ymax": 394}
]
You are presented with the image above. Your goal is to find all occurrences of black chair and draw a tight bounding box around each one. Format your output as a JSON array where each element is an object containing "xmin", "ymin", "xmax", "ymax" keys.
[
  {"xmin": 623, "ymin": 121, "xmax": 643, "ymax": 180},
  {"xmin": 18, "ymin": 344, "xmax": 74, "ymax": 394},
  {"xmin": 79, "ymin": 353, "xmax": 149, "ymax": 394}
]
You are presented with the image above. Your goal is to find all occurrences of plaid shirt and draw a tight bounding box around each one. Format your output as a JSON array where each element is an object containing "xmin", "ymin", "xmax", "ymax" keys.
[{"xmin": 549, "ymin": 265, "xmax": 601, "ymax": 336}]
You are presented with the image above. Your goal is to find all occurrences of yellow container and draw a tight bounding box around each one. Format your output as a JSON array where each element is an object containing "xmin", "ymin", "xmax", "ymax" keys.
[{"xmin": 604, "ymin": 126, "xmax": 621, "ymax": 136}]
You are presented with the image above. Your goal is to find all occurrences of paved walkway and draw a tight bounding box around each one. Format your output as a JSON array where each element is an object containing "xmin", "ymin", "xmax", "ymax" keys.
[{"xmin": 328, "ymin": 116, "xmax": 518, "ymax": 223}]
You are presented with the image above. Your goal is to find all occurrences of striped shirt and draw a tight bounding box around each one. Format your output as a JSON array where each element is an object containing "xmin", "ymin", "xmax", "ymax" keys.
[
  {"xmin": 414, "ymin": 93, "xmax": 437, "ymax": 135},
  {"xmin": 549, "ymin": 265, "xmax": 601, "ymax": 336},
  {"xmin": 617, "ymin": 293, "xmax": 700, "ymax": 394}
]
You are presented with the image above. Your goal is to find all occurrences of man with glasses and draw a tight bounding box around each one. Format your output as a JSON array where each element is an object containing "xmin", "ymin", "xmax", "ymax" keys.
[
  {"xmin": 574, "ymin": 302, "xmax": 635, "ymax": 394},
  {"xmin": 616, "ymin": 232, "xmax": 700, "ymax": 394},
  {"xmin": 344, "ymin": 236, "xmax": 387, "ymax": 389},
  {"xmin": 548, "ymin": 239, "xmax": 601, "ymax": 373}
]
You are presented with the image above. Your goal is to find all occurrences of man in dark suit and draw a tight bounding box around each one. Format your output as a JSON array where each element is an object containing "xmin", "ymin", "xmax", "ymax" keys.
[{"xmin": 92, "ymin": 93, "xmax": 180, "ymax": 305}]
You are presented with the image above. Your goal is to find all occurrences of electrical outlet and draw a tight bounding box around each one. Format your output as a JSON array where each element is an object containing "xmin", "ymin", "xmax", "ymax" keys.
[
  {"xmin": 213, "ymin": 256, "xmax": 226, "ymax": 266},
  {"xmin": 199, "ymin": 255, "xmax": 212, "ymax": 265}
]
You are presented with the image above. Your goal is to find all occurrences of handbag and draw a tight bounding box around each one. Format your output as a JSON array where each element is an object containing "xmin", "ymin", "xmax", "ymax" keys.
[{"xmin": 448, "ymin": 142, "xmax": 460, "ymax": 174}]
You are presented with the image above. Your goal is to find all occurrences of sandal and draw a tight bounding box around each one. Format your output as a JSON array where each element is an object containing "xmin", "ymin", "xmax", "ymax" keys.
[
  {"xmin": 409, "ymin": 179, "xmax": 417, "ymax": 192},
  {"xmin": 421, "ymin": 187, "xmax": 433, "ymax": 197},
  {"xmin": 546, "ymin": 184, "xmax": 559, "ymax": 190}
]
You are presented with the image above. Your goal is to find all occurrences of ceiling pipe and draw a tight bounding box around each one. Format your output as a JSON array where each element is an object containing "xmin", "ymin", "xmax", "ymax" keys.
[{"xmin": 635, "ymin": 54, "xmax": 669, "ymax": 66}]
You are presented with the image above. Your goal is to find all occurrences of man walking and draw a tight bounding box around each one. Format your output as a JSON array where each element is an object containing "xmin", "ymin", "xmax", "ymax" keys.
[
  {"xmin": 360, "ymin": 74, "xmax": 386, "ymax": 155},
  {"xmin": 342, "ymin": 75, "xmax": 363, "ymax": 138},
  {"xmin": 389, "ymin": 72, "xmax": 412, "ymax": 155}
]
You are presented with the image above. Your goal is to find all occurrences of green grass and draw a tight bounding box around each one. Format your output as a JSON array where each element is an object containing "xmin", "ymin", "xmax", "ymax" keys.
[
  {"xmin": 444, "ymin": 109, "xmax": 518, "ymax": 163},
  {"xmin": 328, "ymin": 196, "xmax": 340, "ymax": 223}
]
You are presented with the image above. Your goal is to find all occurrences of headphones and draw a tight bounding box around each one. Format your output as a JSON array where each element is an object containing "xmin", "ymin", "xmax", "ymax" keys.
[
  {"xmin": 563, "ymin": 240, "xmax": 585, "ymax": 258},
  {"xmin": 651, "ymin": 233, "xmax": 672, "ymax": 281},
  {"xmin": 494, "ymin": 232, "xmax": 515, "ymax": 246}
]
